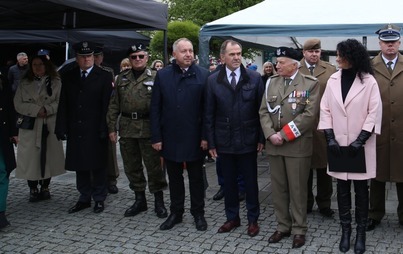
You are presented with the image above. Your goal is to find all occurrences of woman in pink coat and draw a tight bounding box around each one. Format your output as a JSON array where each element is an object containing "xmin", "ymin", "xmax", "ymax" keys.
[{"xmin": 318, "ymin": 39, "xmax": 382, "ymax": 254}]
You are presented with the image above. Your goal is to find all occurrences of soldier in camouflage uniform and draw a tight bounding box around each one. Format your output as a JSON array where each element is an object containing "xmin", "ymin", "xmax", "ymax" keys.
[
  {"xmin": 94, "ymin": 45, "xmax": 120, "ymax": 195},
  {"xmin": 107, "ymin": 43, "xmax": 168, "ymax": 218}
]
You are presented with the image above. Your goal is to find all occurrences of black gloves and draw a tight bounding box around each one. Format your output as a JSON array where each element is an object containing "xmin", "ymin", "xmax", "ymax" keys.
[
  {"xmin": 348, "ymin": 130, "xmax": 372, "ymax": 156},
  {"xmin": 323, "ymin": 129, "xmax": 341, "ymax": 156}
]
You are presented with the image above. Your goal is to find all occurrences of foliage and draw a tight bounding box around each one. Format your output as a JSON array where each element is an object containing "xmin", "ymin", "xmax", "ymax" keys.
[
  {"xmin": 150, "ymin": 0, "xmax": 264, "ymax": 62},
  {"xmin": 149, "ymin": 21, "xmax": 200, "ymax": 61},
  {"xmin": 164, "ymin": 0, "xmax": 263, "ymax": 26}
]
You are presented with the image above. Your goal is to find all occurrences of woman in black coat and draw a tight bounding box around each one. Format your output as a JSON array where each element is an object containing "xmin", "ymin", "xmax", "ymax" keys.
[{"xmin": 0, "ymin": 74, "xmax": 18, "ymax": 229}]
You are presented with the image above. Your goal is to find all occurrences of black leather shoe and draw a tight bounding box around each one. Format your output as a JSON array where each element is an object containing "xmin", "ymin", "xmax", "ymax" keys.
[
  {"xmin": 213, "ymin": 187, "xmax": 224, "ymax": 201},
  {"xmin": 160, "ymin": 213, "xmax": 183, "ymax": 230},
  {"xmin": 238, "ymin": 192, "xmax": 246, "ymax": 201},
  {"xmin": 68, "ymin": 202, "xmax": 91, "ymax": 214},
  {"xmin": 319, "ymin": 208, "xmax": 334, "ymax": 218},
  {"xmin": 29, "ymin": 188, "xmax": 40, "ymax": 202},
  {"xmin": 94, "ymin": 201, "xmax": 104, "ymax": 213},
  {"xmin": 39, "ymin": 188, "xmax": 51, "ymax": 200},
  {"xmin": 194, "ymin": 215, "xmax": 207, "ymax": 231},
  {"xmin": 268, "ymin": 231, "xmax": 291, "ymax": 243},
  {"xmin": 108, "ymin": 185, "xmax": 119, "ymax": 194},
  {"xmin": 366, "ymin": 218, "xmax": 380, "ymax": 231},
  {"xmin": 0, "ymin": 212, "xmax": 10, "ymax": 229},
  {"xmin": 124, "ymin": 200, "xmax": 147, "ymax": 217}
]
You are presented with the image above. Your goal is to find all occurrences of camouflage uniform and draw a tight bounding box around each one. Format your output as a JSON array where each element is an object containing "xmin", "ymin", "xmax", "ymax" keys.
[{"xmin": 107, "ymin": 68, "xmax": 167, "ymax": 193}]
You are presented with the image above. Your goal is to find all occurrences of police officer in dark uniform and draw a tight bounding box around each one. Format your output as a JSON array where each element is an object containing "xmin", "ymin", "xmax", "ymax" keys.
[
  {"xmin": 55, "ymin": 41, "xmax": 113, "ymax": 214},
  {"xmin": 107, "ymin": 43, "xmax": 168, "ymax": 218},
  {"xmin": 260, "ymin": 47, "xmax": 320, "ymax": 248}
]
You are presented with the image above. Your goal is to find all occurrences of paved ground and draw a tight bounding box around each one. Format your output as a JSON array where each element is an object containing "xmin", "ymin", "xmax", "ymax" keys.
[{"xmin": 1, "ymin": 148, "xmax": 403, "ymax": 253}]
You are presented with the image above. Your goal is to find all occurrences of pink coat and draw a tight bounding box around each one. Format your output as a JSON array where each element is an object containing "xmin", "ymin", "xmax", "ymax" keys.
[{"xmin": 318, "ymin": 70, "xmax": 382, "ymax": 180}]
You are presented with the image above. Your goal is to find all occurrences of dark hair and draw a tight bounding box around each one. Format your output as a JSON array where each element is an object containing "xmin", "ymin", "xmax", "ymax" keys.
[
  {"xmin": 220, "ymin": 40, "xmax": 242, "ymax": 55},
  {"xmin": 336, "ymin": 39, "xmax": 373, "ymax": 82},
  {"xmin": 23, "ymin": 55, "xmax": 59, "ymax": 81}
]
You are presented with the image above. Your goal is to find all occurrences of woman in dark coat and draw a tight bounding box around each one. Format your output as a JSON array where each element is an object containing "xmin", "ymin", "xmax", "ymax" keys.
[{"xmin": 0, "ymin": 73, "xmax": 18, "ymax": 229}]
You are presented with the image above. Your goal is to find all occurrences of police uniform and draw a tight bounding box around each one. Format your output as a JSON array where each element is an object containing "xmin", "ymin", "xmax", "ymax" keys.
[
  {"xmin": 299, "ymin": 39, "xmax": 336, "ymax": 215},
  {"xmin": 259, "ymin": 47, "xmax": 320, "ymax": 237},
  {"xmin": 94, "ymin": 45, "xmax": 119, "ymax": 193},
  {"xmin": 106, "ymin": 43, "xmax": 167, "ymax": 218}
]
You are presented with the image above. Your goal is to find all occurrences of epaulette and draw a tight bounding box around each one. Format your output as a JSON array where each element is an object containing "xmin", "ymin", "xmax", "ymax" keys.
[
  {"xmin": 100, "ymin": 65, "xmax": 114, "ymax": 73},
  {"xmin": 304, "ymin": 75, "xmax": 318, "ymax": 81},
  {"xmin": 270, "ymin": 74, "xmax": 281, "ymax": 79}
]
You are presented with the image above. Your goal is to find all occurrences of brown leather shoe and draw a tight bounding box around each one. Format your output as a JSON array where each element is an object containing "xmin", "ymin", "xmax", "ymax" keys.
[
  {"xmin": 268, "ymin": 231, "xmax": 291, "ymax": 243},
  {"xmin": 247, "ymin": 222, "xmax": 259, "ymax": 237},
  {"xmin": 217, "ymin": 219, "xmax": 241, "ymax": 233},
  {"xmin": 292, "ymin": 234, "xmax": 306, "ymax": 248}
]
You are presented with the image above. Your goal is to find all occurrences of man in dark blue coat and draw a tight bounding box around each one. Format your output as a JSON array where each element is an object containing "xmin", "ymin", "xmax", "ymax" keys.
[
  {"xmin": 150, "ymin": 38, "xmax": 208, "ymax": 231},
  {"xmin": 205, "ymin": 40, "xmax": 265, "ymax": 237},
  {"xmin": 55, "ymin": 41, "xmax": 113, "ymax": 214}
]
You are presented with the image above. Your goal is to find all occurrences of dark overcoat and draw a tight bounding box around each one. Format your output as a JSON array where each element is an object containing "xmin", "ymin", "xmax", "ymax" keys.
[
  {"xmin": 150, "ymin": 61, "xmax": 209, "ymax": 162},
  {"xmin": 0, "ymin": 76, "xmax": 17, "ymax": 175},
  {"xmin": 205, "ymin": 64, "xmax": 265, "ymax": 154},
  {"xmin": 55, "ymin": 65, "xmax": 113, "ymax": 171}
]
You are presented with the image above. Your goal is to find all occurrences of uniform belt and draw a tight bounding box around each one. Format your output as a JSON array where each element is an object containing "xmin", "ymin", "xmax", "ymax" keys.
[{"xmin": 121, "ymin": 112, "xmax": 149, "ymax": 120}]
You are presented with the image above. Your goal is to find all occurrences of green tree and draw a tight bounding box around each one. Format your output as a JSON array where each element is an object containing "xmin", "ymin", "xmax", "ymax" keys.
[
  {"xmin": 150, "ymin": 21, "xmax": 200, "ymax": 61},
  {"xmin": 164, "ymin": 0, "xmax": 263, "ymax": 26}
]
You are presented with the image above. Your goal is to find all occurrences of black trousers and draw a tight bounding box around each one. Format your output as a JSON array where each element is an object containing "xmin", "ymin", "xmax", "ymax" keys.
[
  {"xmin": 165, "ymin": 158, "xmax": 205, "ymax": 217},
  {"xmin": 76, "ymin": 168, "xmax": 107, "ymax": 203}
]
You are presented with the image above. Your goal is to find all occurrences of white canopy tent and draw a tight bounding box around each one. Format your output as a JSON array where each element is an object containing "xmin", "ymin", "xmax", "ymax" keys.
[{"xmin": 199, "ymin": 0, "xmax": 403, "ymax": 67}]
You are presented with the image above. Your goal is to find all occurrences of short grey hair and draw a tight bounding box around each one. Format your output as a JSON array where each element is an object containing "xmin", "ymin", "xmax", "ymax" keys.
[
  {"xmin": 173, "ymin": 38, "xmax": 193, "ymax": 52},
  {"xmin": 220, "ymin": 40, "xmax": 242, "ymax": 55}
]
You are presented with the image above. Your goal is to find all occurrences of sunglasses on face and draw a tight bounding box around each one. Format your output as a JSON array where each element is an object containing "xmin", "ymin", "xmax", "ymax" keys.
[{"xmin": 130, "ymin": 55, "xmax": 146, "ymax": 60}]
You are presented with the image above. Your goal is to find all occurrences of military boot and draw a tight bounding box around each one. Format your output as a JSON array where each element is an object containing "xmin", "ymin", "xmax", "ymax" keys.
[
  {"xmin": 124, "ymin": 191, "xmax": 147, "ymax": 217},
  {"xmin": 154, "ymin": 191, "xmax": 168, "ymax": 218}
]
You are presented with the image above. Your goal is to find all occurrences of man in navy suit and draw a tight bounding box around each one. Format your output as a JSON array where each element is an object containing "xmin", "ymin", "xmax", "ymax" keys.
[{"xmin": 150, "ymin": 38, "xmax": 209, "ymax": 231}]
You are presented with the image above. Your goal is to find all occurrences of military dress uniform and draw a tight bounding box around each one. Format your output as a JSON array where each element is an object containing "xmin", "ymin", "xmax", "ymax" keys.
[
  {"xmin": 107, "ymin": 67, "xmax": 167, "ymax": 217},
  {"xmin": 259, "ymin": 71, "xmax": 319, "ymax": 236},
  {"xmin": 300, "ymin": 55, "xmax": 336, "ymax": 214}
]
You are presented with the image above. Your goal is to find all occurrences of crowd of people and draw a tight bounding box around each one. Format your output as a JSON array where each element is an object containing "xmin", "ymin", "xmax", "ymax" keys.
[{"xmin": 1, "ymin": 23, "xmax": 403, "ymax": 254}]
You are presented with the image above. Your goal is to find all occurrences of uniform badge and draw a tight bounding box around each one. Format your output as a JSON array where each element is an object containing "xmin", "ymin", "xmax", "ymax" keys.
[{"xmin": 143, "ymin": 81, "xmax": 154, "ymax": 86}]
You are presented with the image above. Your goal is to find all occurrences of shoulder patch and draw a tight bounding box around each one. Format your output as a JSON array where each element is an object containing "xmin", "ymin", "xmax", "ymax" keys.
[{"xmin": 304, "ymin": 75, "xmax": 318, "ymax": 81}]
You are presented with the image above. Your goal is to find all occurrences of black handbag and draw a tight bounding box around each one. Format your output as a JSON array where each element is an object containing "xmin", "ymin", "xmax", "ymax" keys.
[{"xmin": 16, "ymin": 114, "xmax": 36, "ymax": 129}]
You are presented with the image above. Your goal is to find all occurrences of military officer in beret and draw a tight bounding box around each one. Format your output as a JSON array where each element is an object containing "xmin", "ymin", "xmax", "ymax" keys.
[
  {"xmin": 93, "ymin": 44, "xmax": 119, "ymax": 195},
  {"xmin": 259, "ymin": 47, "xmax": 320, "ymax": 248},
  {"xmin": 300, "ymin": 39, "xmax": 336, "ymax": 217},
  {"xmin": 367, "ymin": 24, "xmax": 403, "ymax": 231},
  {"xmin": 55, "ymin": 41, "xmax": 113, "ymax": 214},
  {"xmin": 107, "ymin": 43, "xmax": 168, "ymax": 218}
]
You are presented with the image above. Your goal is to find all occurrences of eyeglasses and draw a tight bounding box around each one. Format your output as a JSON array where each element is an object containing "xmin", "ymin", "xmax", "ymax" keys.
[{"xmin": 130, "ymin": 55, "xmax": 146, "ymax": 60}]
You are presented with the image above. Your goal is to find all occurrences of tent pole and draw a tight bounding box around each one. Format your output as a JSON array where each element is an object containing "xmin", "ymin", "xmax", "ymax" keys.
[
  {"xmin": 363, "ymin": 36, "xmax": 367, "ymax": 49},
  {"xmin": 65, "ymin": 42, "xmax": 69, "ymax": 61},
  {"xmin": 163, "ymin": 30, "xmax": 168, "ymax": 65}
]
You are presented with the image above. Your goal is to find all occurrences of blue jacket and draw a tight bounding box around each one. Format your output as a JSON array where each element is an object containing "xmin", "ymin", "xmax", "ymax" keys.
[
  {"xmin": 205, "ymin": 64, "xmax": 264, "ymax": 154},
  {"xmin": 150, "ymin": 61, "xmax": 209, "ymax": 162}
]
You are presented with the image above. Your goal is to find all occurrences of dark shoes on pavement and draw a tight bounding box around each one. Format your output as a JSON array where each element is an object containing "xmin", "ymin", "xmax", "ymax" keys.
[
  {"xmin": 217, "ymin": 218, "xmax": 241, "ymax": 233},
  {"xmin": 29, "ymin": 188, "xmax": 40, "ymax": 202},
  {"xmin": 194, "ymin": 215, "xmax": 207, "ymax": 231},
  {"xmin": 160, "ymin": 213, "xmax": 183, "ymax": 230},
  {"xmin": 0, "ymin": 212, "xmax": 10, "ymax": 229},
  {"xmin": 108, "ymin": 185, "xmax": 119, "ymax": 194},
  {"xmin": 292, "ymin": 234, "xmax": 306, "ymax": 248},
  {"xmin": 319, "ymin": 208, "xmax": 335, "ymax": 218},
  {"xmin": 268, "ymin": 231, "xmax": 291, "ymax": 243},
  {"xmin": 366, "ymin": 218, "xmax": 380, "ymax": 231},
  {"xmin": 93, "ymin": 201, "xmax": 104, "ymax": 213},
  {"xmin": 68, "ymin": 202, "xmax": 91, "ymax": 214},
  {"xmin": 247, "ymin": 222, "xmax": 259, "ymax": 237},
  {"xmin": 213, "ymin": 188, "xmax": 224, "ymax": 201}
]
